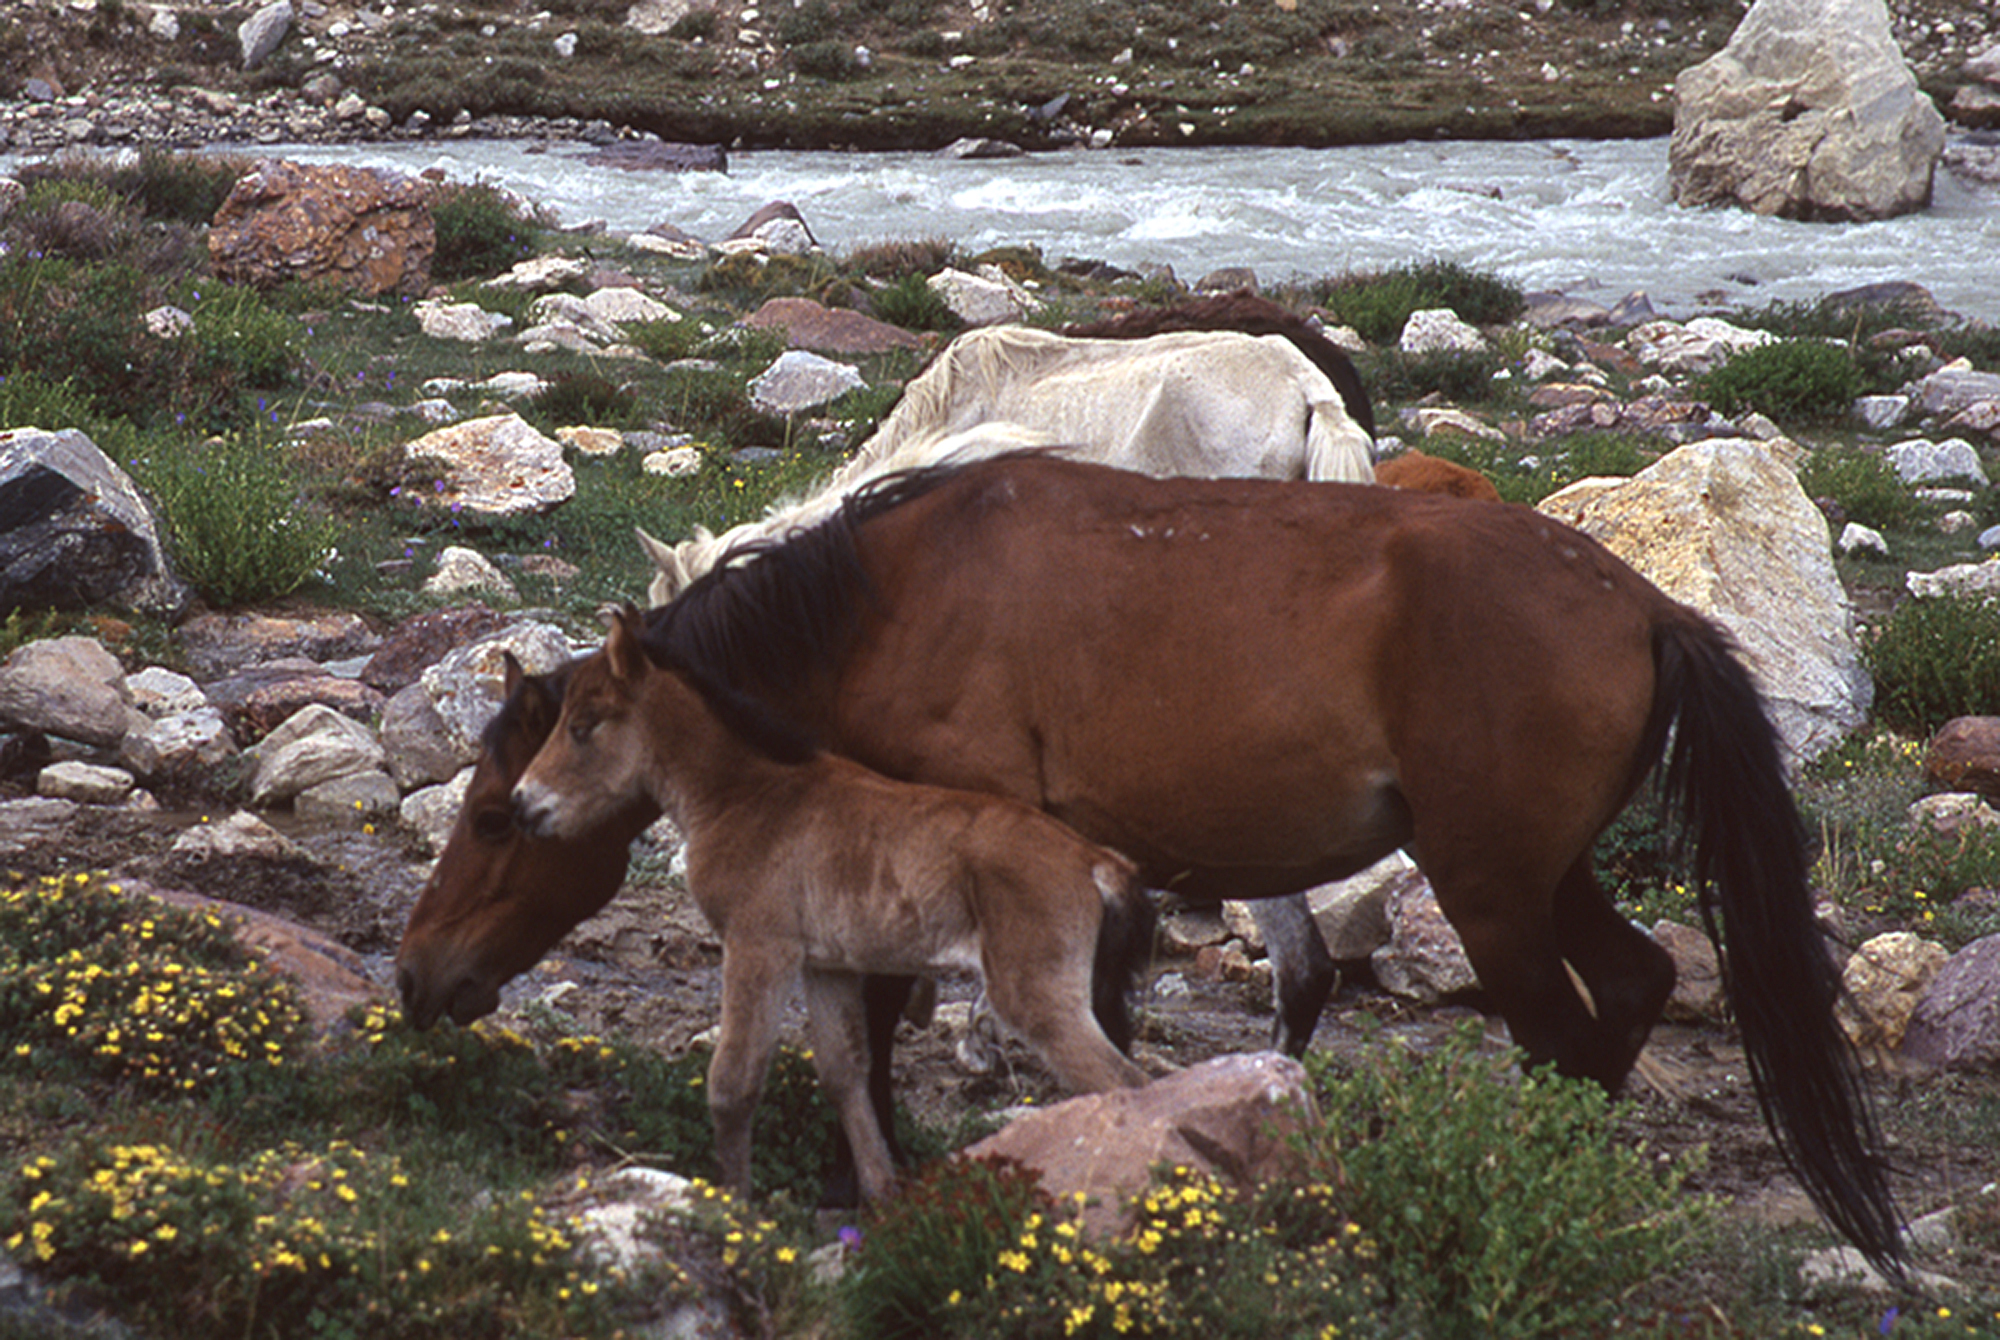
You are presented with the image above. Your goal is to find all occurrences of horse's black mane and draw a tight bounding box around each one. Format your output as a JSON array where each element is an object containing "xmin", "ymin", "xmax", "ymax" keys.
[{"xmin": 637, "ymin": 455, "xmax": 984, "ymax": 709}]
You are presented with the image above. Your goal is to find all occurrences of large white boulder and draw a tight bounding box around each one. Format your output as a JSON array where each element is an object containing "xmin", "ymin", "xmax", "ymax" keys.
[
  {"xmin": 1539, "ymin": 439, "xmax": 1870, "ymax": 766},
  {"xmin": 1669, "ymin": 0, "xmax": 1945, "ymax": 221}
]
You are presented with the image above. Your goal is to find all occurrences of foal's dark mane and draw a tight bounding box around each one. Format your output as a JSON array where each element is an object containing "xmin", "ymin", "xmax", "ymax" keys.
[
  {"xmin": 1060, "ymin": 291, "xmax": 1377, "ymax": 440},
  {"xmin": 637, "ymin": 457, "xmax": 981, "ymax": 730}
]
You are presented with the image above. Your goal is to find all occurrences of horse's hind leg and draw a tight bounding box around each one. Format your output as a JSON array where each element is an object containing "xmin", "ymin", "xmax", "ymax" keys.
[
  {"xmin": 1552, "ymin": 856, "xmax": 1675, "ymax": 1086},
  {"xmin": 1248, "ymin": 893, "xmax": 1338, "ymax": 1056},
  {"xmin": 802, "ymin": 969, "xmax": 900, "ymax": 1203},
  {"xmin": 1433, "ymin": 861, "xmax": 1649, "ymax": 1092},
  {"xmin": 818, "ymin": 973, "xmax": 918, "ymax": 1209}
]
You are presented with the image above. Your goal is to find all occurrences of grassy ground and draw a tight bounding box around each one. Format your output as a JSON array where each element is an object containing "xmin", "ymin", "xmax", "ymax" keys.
[{"xmin": 1, "ymin": 151, "xmax": 1999, "ymax": 1337}]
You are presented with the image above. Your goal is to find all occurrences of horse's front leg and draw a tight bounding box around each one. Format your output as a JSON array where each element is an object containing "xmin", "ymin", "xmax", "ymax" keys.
[
  {"xmin": 803, "ymin": 968, "xmax": 900, "ymax": 1204},
  {"xmin": 709, "ymin": 936, "xmax": 800, "ymax": 1199}
]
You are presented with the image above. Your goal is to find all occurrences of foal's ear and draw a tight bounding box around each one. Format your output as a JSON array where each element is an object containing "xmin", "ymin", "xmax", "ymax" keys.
[
  {"xmin": 604, "ymin": 602, "xmax": 648, "ymax": 684},
  {"xmin": 501, "ymin": 651, "xmax": 525, "ymax": 699}
]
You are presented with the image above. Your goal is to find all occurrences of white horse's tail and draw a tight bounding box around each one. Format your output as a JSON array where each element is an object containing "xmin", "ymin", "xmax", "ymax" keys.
[{"xmin": 1303, "ymin": 398, "xmax": 1376, "ymax": 483}]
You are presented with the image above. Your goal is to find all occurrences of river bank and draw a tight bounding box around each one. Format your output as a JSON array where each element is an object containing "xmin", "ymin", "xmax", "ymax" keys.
[{"xmin": 2, "ymin": 0, "xmax": 1997, "ymax": 156}]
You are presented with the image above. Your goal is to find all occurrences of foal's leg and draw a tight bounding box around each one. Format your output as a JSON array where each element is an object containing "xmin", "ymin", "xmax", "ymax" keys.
[
  {"xmin": 818, "ymin": 973, "xmax": 919, "ymax": 1210},
  {"xmin": 1247, "ymin": 893, "xmax": 1338, "ymax": 1056},
  {"xmin": 1551, "ymin": 856, "xmax": 1675, "ymax": 1084},
  {"xmin": 709, "ymin": 939, "xmax": 801, "ymax": 1199},
  {"xmin": 802, "ymin": 969, "xmax": 901, "ymax": 1203}
]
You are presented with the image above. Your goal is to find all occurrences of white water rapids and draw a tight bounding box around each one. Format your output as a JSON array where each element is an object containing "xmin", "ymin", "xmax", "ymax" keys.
[{"xmin": 130, "ymin": 136, "xmax": 2000, "ymax": 324}]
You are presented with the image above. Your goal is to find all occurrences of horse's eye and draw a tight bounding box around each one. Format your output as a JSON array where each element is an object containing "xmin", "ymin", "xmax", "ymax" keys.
[
  {"xmin": 472, "ymin": 809, "xmax": 513, "ymax": 841},
  {"xmin": 568, "ymin": 717, "xmax": 592, "ymax": 744}
]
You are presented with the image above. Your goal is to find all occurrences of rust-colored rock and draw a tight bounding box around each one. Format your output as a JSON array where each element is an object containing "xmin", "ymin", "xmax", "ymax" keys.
[
  {"xmin": 959, "ymin": 1053, "xmax": 1315, "ymax": 1239},
  {"xmin": 743, "ymin": 296, "xmax": 929, "ymax": 354},
  {"xmin": 208, "ymin": 158, "xmax": 434, "ymax": 297},
  {"xmin": 1924, "ymin": 717, "xmax": 2000, "ymax": 799}
]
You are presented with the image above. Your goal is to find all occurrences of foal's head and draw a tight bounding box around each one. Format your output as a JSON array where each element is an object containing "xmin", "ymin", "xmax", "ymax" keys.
[{"xmin": 511, "ymin": 605, "xmax": 660, "ymax": 842}]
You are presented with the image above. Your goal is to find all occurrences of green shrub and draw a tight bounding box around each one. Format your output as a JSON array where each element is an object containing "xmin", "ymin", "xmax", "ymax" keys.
[
  {"xmin": 1355, "ymin": 345, "xmax": 1507, "ymax": 405},
  {"xmin": 870, "ymin": 271, "xmax": 961, "ymax": 333},
  {"xmin": 429, "ymin": 181, "xmax": 543, "ymax": 284},
  {"xmin": 132, "ymin": 430, "xmax": 343, "ymax": 607},
  {"xmin": 1302, "ymin": 1020, "xmax": 1712, "ymax": 1339},
  {"xmin": 1694, "ymin": 339, "xmax": 1862, "ymax": 422},
  {"xmin": 1862, "ymin": 592, "xmax": 2000, "ymax": 735},
  {"xmin": 843, "ymin": 237, "xmax": 957, "ymax": 281},
  {"xmin": 792, "ymin": 39, "xmax": 859, "ymax": 77},
  {"xmin": 108, "ymin": 148, "xmax": 247, "ymax": 226},
  {"xmin": 777, "ymin": 0, "xmax": 838, "ymax": 44},
  {"xmin": 528, "ymin": 371, "xmax": 639, "ymax": 428},
  {"xmin": 1320, "ymin": 259, "xmax": 1524, "ymax": 345},
  {"xmin": 627, "ymin": 315, "xmax": 709, "ymax": 362},
  {"xmin": 1798, "ymin": 444, "xmax": 1917, "ymax": 531},
  {"xmin": 668, "ymin": 8, "xmax": 717, "ymax": 38}
]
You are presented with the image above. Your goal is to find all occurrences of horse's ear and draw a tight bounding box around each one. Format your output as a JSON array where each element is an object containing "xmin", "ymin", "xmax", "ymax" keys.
[
  {"xmin": 636, "ymin": 527, "xmax": 685, "ymax": 606},
  {"xmin": 501, "ymin": 651, "xmax": 525, "ymax": 699},
  {"xmin": 605, "ymin": 603, "xmax": 648, "ymax": 683}
]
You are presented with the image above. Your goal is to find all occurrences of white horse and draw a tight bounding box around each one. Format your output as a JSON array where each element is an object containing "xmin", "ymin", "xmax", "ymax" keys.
[{"xmin": 639, "ymin": 323, "xmax": 1375, "ymax": 603}]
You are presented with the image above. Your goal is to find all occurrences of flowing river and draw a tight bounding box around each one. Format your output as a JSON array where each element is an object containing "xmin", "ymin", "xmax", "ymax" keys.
[{"xmin": 168, "ymin": 135, "xmax": 2000, "ymax": 325}]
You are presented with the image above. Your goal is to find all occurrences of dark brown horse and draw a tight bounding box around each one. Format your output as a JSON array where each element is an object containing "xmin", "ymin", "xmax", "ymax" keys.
[{"xmin": 400, "ymin": 453, "xmax": 1903, "ymax": 1276}]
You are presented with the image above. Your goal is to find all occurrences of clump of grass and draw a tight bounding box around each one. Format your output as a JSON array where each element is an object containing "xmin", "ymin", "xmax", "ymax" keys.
[
  {"xmin": 130, "ymin": 428, "xmax": 343, "ymax": 607},
  {"xmin": 1408, "ymin": 430, "xmax": 1653, "ymax": 506},
  {"xmin": 870, "ymin": 271, "xmax": 961, "ymax": 333},
  {"xmin": 1862, "ymin": 593, "xmax": 2000, "ymax": 736},
  {"xmin": 1799, "ymin": 444, "xmax": 1918, "ymax": 531},
  {"xmin": 528, "ymin": 370, "xmax": 639, "ymax": 429},
  {"xmin": 429, "ymin": 181, "xmax": 545, "ymax": 284},
  {"xmin": 1301, "ymin": 1020, "xmax": 1714, "ymax": 1338},
  {"xmin": 1356, "ymin": 345, "xmax": 1508, "ymax": 405},
  {"xmin": 1694, "ymin": 339, "xmax": 1862, "ymax": 423},
  {"xmin": 844, "ymin": 237, "xmax": 957, "ymax": 280},
  {"xmin": 1314, "ymin": 259, "xmax": 1524, "ymax": 345}
]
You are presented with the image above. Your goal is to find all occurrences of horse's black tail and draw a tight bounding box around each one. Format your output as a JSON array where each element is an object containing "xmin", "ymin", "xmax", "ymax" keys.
[
  {"xmin": 1092, "ymin": 862, "xmax": 1156, "ymax": 1055},
  {"xmin": 1653, "ymin": 612, "xmax": 1906, "ymax": 1281}
]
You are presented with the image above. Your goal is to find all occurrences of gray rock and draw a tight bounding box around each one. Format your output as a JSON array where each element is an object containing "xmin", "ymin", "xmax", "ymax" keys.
[
  {"xmin": 1669, "ymin": 0, "xmax": 1946, "ymax": 220},
  {"xmin": 0, "ymin": 427, "xmax": 187, "ymax": 618},
  {"xmin": 424, "ymin": 545, "xmax": 517, "ymax": 600},
  {"xmin": 36, "ymin": 761, "xmax": 135, "ymax": 805},
  {"xmin": 243, "ymin": 704, "xmax": 388, "ymax": 806},
  {"xmin": 1306, "ymin": 854, "xmax": 1417, "ymax": 959},
  {"xmin": 169, "ymin": 809, "xmax": 308, "ymax": 863},
  {"xmin": 0, "ymin": 636, "xmax": 140, "ymax": 747},
  {"xmin": 1852, "ymin": 394, "xmax": 1910, "ymax": 430},
  {"xmin": 1885, "ymin": 436, "xmax": 1988, "ymax": 485},
  {"xmin": 400, "ymin": 769, "xmax": 473, "ymax": 856},
  {"xmin": 119, "ymin": 708, "xmax": 239, "ymax": 780},
  {"xmin": 1653, "ymin": 921, "xmax": 1725, "ymax": 1021},
  {"xmin": 379, "ymin": 682, "xmax": 463, "ymax": 790},
  {"xmin": 402, "ymin": 413, "xmax": 575, "ymax": 519},
  {"xmin": 1901, "ymin": 934, "xmax": 2000, "ymax": 1071},
  {"xmin": 414, "ymin": 299, "xmax": 514, "ymax": 342},
  {"xmin": 1372, "ymin": 877, "xmax": 1478, "ymax": 1002},
  {"xmin": 1399, "ymin": 307, "xmax": 1488, "ymax": 354},
  {"xmin": 1540, "ymin": 440, "xmax": 1871, "ymax": 765},
  {"xmin": 419, "ymin": 623, "xmax": 575, "ymax": 761},
  {"xmin": 294, "ymin": 770, "xmax": 402, "ymax": 826},
  {"xmin": 238, "ymin": 0, "xmax": 294, "ymax": 70},
  {"xmin": 1917, "ymin": 365, "xmax": 2000, "ymax": 417},
  {"xmin": 747, "ymin": 350, "xmax": 865, "ymax": 414}
]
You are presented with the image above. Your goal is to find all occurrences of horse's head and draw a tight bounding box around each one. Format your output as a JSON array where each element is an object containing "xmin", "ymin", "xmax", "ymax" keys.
[
  {"xmin": 395, "ymin": 652, "xmax": 657, "ymax": 1029},
  {"xmin": 511, "ymin": 605, "xmax": 665, "ymax": 844}
]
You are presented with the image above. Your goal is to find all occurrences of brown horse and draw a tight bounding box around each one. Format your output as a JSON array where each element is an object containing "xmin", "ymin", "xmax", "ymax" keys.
[
  {"xmin": 400, "ymin": 453, "xmax": 1903, "ymax": 1277},
  {"xmin": 509, "ymin": 605, "xmax": 1151, "ymax": 1201}
]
